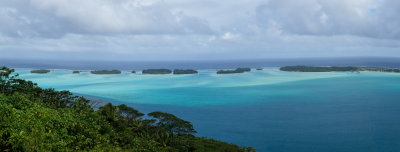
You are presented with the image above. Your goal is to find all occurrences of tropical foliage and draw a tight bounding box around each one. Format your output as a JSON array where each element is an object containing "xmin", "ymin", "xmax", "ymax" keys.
[
  {"xmin": 0, "ymin": 67, "xmax": 254, "ymax": 152},
  {"xmin": 90, "ymin": 70, "xmax": 122, "ymax": 75},
  {"xmin": 30, "ymin": 69, "xmax": 51, "ymax": 74},
  {"xmin": 142, "ymin": 69, "xmax": 172, "ymax": 74},
  {"xmin": 173, "ymin": 69, "xmax": 198, "ymax": 75}
]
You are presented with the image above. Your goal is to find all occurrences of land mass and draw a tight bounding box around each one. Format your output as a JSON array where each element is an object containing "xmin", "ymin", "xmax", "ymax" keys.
[
  {"xmin": 31, "ymin": 69, "xmax": 51, "ymax": 74},
  {"xmin": 173, "ymin": 69, "xmax": 198, "ymax": 75},
  {"xmin": 142, "ymin": 69, "xmax": 172, "ymax": 74},
  {"xmin": 90, "ymin": 70, "xmax": 122, "ymax": 75},
  {"xmin": 0, "ymin": 67, "xmax": 254, "ymax": 152},
  {"xmin": 280, "ymin": 66, "xmax": 400, "ymax": 73},
  {"xmin": 217, "ymin": 68, "xmax": 251, "ymax": 74}
]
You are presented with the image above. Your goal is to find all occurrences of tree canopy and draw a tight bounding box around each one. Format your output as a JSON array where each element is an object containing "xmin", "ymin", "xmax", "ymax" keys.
[
  {"xmin": 217, "ymin": 68, "xmax": 251, "ymax": 74},
  {"xmin": 0, "ymin": 66, "xmax": 254, "ymax": 152}
]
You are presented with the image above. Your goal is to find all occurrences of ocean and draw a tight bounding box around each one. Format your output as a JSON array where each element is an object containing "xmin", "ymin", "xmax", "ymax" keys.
[{"xmin": 3, "ymin": 57, "xmax": 400, "ymax": 152}]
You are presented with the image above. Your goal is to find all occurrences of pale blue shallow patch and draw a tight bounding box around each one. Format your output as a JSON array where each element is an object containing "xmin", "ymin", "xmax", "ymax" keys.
[
  {"xmin": 16, "ymin": 68, "xmax": 400, "ymax": 152},
  {"xmin": 18, "ymin": 68, "xmax": 354, "ymax": 106}
]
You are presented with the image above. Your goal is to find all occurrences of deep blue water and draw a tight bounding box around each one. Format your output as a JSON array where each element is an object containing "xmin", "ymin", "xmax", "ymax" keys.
[
  {"xmin": 120, "ymin": 75, "xmax": 400, "ymax": 152},
  {"xmin": 3, "ymin": 58, "xmax": 400, "ymax": 152}
]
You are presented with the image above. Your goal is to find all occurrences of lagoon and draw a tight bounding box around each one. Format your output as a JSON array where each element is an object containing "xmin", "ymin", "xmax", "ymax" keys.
[{"xmin": 17, "ymin": 68, "xmax": 400, "ymax": 152}]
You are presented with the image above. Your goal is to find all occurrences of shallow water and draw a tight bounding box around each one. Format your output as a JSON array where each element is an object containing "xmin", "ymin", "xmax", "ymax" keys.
[{"xmin": 17, "ymin": 68, "xmax": 400, "ymax": 152}]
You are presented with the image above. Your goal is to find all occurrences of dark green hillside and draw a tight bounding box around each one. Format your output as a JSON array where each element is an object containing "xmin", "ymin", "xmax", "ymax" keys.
[{"xmin": 0, "ymin": 67, "xmax": 253, "ymax": 152}]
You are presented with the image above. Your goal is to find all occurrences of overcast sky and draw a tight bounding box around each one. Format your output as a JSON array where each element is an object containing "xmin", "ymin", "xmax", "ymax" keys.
[{"xmin": 0, "ymin": 0, "xmax": 399, "ymax": 61}]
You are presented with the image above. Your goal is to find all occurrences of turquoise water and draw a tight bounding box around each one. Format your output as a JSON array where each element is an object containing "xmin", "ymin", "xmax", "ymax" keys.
[{"xmin": 17, "ymin": 68, "xmax": 400, "ymax": 152}]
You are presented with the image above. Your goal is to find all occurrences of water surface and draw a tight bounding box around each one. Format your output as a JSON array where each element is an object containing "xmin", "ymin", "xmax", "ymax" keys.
[{"xmin": 16, "ymin": 68, "xmax": 400, "ymax": 152}]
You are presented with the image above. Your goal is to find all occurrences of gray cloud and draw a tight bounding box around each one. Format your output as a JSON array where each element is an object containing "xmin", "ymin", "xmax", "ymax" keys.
[
  {"xmin": 256, "ymin": 0, "xmax": 400, "ymax": 39},
  {"xmin": 0, "ymin": 0, "xmax": 400, "ymax": 61},
  {"xmin": 0, "ymin": 0, "xmax": 213, "ymax": 38}
]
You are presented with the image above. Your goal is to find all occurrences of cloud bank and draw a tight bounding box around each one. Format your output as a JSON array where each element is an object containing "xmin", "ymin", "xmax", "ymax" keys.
[
  {"xmin": 1, "ymin": 0, "xmax": 213, "ymax": 38},
  {"xmin": 0, "ymin": 0, "xmax": 399, "ymax": 60},
  {"xmin": 257, "ymin": 0, "xmax": 400, "ymax": 39}
]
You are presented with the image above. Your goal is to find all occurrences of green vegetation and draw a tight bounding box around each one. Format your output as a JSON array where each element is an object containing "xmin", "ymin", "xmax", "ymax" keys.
[
  {"xmin": 217, "ymin": 68, "xmax": 251, "ymax": 74},
  {"xmin": 357, "ymin": 67, "xmax": 400, "ymax": 73},
  {"xmin": 72, "ymin": 71, "xmax": 80, "ymax": 74},
  {"xmin": 173, "ymin": 69, "xmax": 198, "ymax": 75},
  {"xmin": 30, "ymin": 69, "xmax": 51, "ymax": 74},
  {"xmin": 90, "ymin": 70, "xmax": 121, "ymax": 75},
  {"xmin": 142, "ymin": 69, "xmax": 172, "ymax": 74},
  {"xmin": 256, "ymin": 68, "xmax": 263, "ymax": 71},
  {"xmin": 280, "ymin": 66, "xmax": 400, "ymax": 73},
  {"xmin": 280, "ymin": 66, "xmax": 358, "ymax": 72},
  {"xmin": 0, "ymin": 66, "xmax": 253, "ymax": 151}
]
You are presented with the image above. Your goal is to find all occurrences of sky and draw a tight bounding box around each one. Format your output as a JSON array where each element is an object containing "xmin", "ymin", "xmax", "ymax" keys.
[{"xmin": 0, "ymin": 0, "xmax": 400, "ymax": 61}]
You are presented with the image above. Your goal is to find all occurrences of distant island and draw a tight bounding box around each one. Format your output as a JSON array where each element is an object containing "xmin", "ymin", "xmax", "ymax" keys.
[
  {"xmin": 217, "ymin": 68, "xmax": 251, "ymax": 74},
  {"xmin": 31, "ymin": 69, "xmax": 51, "ymax": 74},
  {"xmin": 142, "ymin": 69, "xmax": 172, "ymax": 74},
  {"xmin": 131, "ymin": 70, "xmax": 136, "ymax": 73},
  {"xmin": 173, "ymin": 69, "xmax": 198, "ymax": 75},
  {"xmin": 90, "ymin": 70, "xmax": 122, "ymax": 75},
  {"xmin": 72, "ymin": 71, "xmax": 80, "ymax": 74},
  {"xmin": 280, "ymin": 66, "xmax": 400, "ymax": 73},
  {"xmin": 0, "ymin": 67, "xmax": 255, "ymax": 152},
  {"xmin": 256, "ymin": 68, "xmax": 263, "ymax": 70},
  {"xmin": 358, "ymin": 67, "xmax": 400, "ymax": 73}
]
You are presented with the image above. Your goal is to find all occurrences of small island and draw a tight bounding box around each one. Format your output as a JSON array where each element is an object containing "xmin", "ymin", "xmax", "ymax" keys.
[
  {"xmin": 0, "ymin": 66, "xmax": 255, "ymax": 152},
  {"xmin": 131, "ymin": 70, "xmax": 136, "ymax": 74},
  {"xmin": 280, "ymin": 66, "xmax": 400, "ymax": 73},
  {"xmin": 72, "ymin": 71, "xmax": 80, "ymax": 74},
  {"xmin": 90, "ymin": 70, "xmax": 122, "ymax": 75},
  {"xmin": 173, "ymin": 69, "xmax": 198, "ymax": 75},
  {"xmin": 256, "ymin": 68, "xmax": 263, "ymax": 70},
  {"xmin": 31, "ymin": 69, "xmax": 51, "ymax": 74},
  {"xmin": 358, "ymin": 67, "xmax": 400, "ymax": 73},
  {"xmin": 142, "ymin": 69, "xmax": 172, "ymax": 74},
  {"xmin": 217, "ymin": 68, "xmax": 251, "ymax": 74}
]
